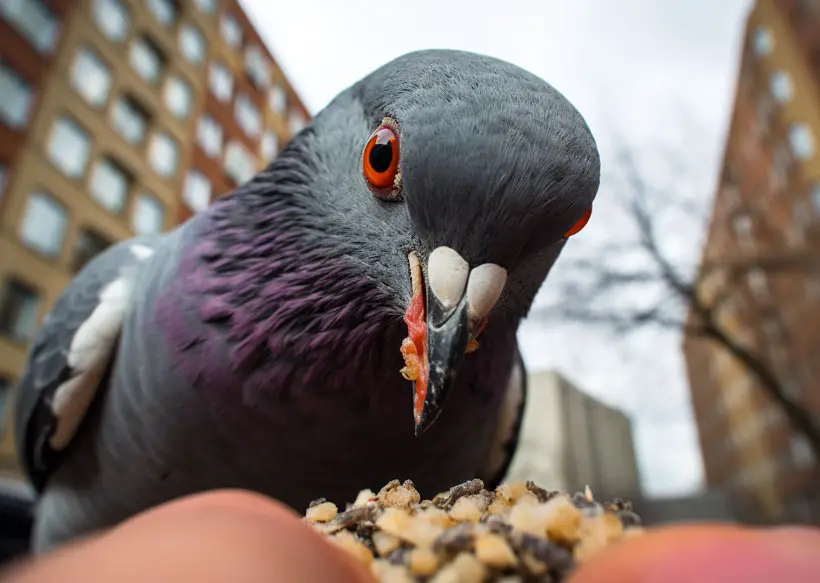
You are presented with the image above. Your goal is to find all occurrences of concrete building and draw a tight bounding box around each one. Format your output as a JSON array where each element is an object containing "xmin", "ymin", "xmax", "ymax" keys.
[
  {"xmin": 683, "ymin": 0, "xmax": 820, "ymax": 525},
  {"xmin": 0, "ymin": 0, "xmax": 309, "ymax": 476},
  {"xmin": 505, "ymin": 370, "xmax": 642, "ymax": 502}
]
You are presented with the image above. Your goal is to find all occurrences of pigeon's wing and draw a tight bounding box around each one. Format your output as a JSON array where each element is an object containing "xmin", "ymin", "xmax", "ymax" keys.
[
  {"xmin": 14, "ymin": 240, "xmax": 159, "ymax": 492},
  {"xmin": 480, "ymin": 345, "xmax": 527, "ymax": 489}
]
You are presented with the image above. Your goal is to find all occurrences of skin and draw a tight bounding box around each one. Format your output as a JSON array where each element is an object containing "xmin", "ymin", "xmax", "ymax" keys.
[{"xmin": 2, "ymin": 491, "xmax": 819, "ymax": 583}]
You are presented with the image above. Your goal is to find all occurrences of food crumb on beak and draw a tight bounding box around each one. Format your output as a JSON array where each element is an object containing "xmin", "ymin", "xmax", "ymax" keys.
[
  {"xmin": 400, "ymin": 252, "xmax": 428, "ymax": 424},
  {"xmin": 465, "ymin": 316, "xmax": 489, "ymax": 354}
]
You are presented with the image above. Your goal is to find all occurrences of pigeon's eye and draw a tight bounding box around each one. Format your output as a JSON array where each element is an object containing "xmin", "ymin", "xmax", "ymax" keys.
[
  {"xmin": 363, "ymin": 125, "xmax": 401, "ymax": 198},
  {"xmin": 564, "ymin": 206, "xmax": 592, "ymax": 238}
]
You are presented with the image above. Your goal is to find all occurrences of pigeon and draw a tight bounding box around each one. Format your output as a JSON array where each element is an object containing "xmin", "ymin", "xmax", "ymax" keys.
[{"xmin": 14, "ymin": 49, "xmax": 600, "ymax": 554}]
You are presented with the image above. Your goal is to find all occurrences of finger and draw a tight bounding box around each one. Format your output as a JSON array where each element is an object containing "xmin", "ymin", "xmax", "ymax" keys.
[
  {"xmin": 567, "ymin": 523, "xmax": 820, "ymax": 583},
  {"xmin": 1, "ymin": 490, "xmax": 373, "ymax": 583}
]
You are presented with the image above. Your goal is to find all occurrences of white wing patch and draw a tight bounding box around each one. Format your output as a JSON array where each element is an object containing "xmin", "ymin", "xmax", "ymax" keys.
[
  {"xmin": 130, "ymin": 244, "xmax": 154, "ymax": 260},
  {"xmin": 49, "ymin": 276, "xmax": 134, "ymax": 450},
  {"xmin": 484, "ymin": 357, "xmax": 524, "ymax": 480}
]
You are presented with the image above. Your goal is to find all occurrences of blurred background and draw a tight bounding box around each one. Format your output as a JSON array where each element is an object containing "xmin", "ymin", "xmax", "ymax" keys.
[{"xmin": 0, "ymin": 0, "xmax": 818, "ymax": 533}]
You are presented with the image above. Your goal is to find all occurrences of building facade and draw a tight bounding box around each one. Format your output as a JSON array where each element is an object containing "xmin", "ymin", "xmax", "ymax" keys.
[
  {"xmin": 506, "ymin": 370, "xmax": 642, "ymax": 501},
  {"xmin": 0, "ymin": 0, "xmax": 310, "ymax": 476},
  {"xmin": 683, "ymin": 0, "xmax": 820, "ymax": 524}
]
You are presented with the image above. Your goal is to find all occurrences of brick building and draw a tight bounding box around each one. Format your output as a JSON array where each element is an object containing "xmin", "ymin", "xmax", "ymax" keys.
[
  {"xmin": 683, "ymin": 0, "xmax": 820, "ymax": 524},
  {"xmin": 0, "ymin": 0, "xmax": 309, "ymax": 476}
]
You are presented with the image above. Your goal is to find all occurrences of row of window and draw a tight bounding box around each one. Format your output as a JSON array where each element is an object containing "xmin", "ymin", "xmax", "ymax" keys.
[
  {"xmin": 750, "ymin": 25, "xmax": 817, "ymax": 161},
  {"xmin": 94, "ymin": 0, "xmax": 206, "ymax": 66},
  {"xmin": 94, "ymin": 0, "xmax": 307, "ymax": 136},
  {"xmin": 19, "ymin": 184, "xmax": 163, "ymax": 261},
  {"xmin": 45, "ymin": 110, "xmax": 179, "ymax": 184}
]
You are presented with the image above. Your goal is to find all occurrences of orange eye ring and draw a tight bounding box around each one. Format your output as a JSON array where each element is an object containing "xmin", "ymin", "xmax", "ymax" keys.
[
  {"xmin": 363, "ymin": 125, "xmax": 401, "ymax": 199},
  {"xmin": 564, "ymin": 206, "xmax": 592, "ymax": 238}
]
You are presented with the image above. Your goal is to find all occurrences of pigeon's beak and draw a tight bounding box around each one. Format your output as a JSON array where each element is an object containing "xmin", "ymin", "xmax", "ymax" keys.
[{"xmin": 401, "ymin": 247, "xmax": 507, "ymax": 436}]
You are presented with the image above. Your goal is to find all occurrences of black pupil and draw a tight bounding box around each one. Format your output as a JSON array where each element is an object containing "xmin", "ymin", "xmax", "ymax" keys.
[{"xmin": 369, "ymin": 141, "xmax": 393, "ymax": 173}]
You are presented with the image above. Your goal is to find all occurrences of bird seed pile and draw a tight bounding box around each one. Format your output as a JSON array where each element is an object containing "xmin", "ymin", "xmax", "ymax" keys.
[{"xmin": 304, "ymin": 478, "xmax": 644, "ymax": 582}]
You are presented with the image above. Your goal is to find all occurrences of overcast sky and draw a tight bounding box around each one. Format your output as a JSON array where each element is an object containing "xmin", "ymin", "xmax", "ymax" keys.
[{"xmin": 240, "ymin": 0, "xmax": 753, "ymax": 497}]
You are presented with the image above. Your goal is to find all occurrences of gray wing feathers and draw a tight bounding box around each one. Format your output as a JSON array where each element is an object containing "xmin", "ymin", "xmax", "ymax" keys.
[{"xmin": 14, "ymin": 239, "xmax": 159, "ymax": 491}]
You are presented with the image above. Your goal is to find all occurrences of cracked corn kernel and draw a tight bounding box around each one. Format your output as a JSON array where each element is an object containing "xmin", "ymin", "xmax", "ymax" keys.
[
  {"xmin": 474, "ymin": 533, "xmax": 517, "ymax": 569},
  {"xmin": 574, "ymin": 513, "xmax": 624, "ymax": 563},
  {"xmin": 449, "ymin": 496, "xmax": 485, "ymax": 523},
  {"xmin": 371, "ymin": 560, "xmax": 414, "ymax": 583},
  {"xmin": 495, "ymin": 481, "xmax": 528, "ymax": 502},
  {"xmin": 377, "ymin": 507, "xmax": 445, "ymax": 547},
  {"xmin": 409, "ymin": 546, "xmax": 440, "ymax": 576},
  {"xmin": 429, "ymin": 552, "xmax": 487, "ymax": 583},
  {"xmin": 419, "ymin": 507, "xmax": 455, "ymax": 529},
  {"xmin": 305, "ymin": 501, "xmax": 338, "ymax": 522},
  {"xmin": 332, "ymin": 530, "xmax": 373, "ymax": 565},
  {"xmin": 373, "ymin": 531, "xmax": 402, "ymax": 557},
  {"xmin": 542, "ymin": 495, "xmax": 583, "ymax": 545},
  {"xmin": 352, "ymin": 489, "xmax": 377, "ymax": 507}
]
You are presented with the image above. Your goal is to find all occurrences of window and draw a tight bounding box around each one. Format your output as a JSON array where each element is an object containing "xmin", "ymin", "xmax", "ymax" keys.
[
  {"xmin": 790, "ymin": 435, "xmax": 815, "ymax": 469},
  {"xmin": 0, "ymin": 376, "xmax": 10, "ymax": 434},
  {"xmin": 193, "ymin": 0, "xmax": 216, "ymax": 13},
  {"xmin": 92, "ymin": 0, "xmax": 129, "ymax": 42},
  {"xmin": 179, "ymin": 23, "xmax": 205, "ymax": 65},
  {"xmin": 132, "ymin": 193, "xmax": 164, "ymax": 235},
  {"xmin": 811, "ymin": 181, "xmax": 820, "ymax": 214},
  {"xmin": 288, "ymin": 110, "xmax": 306, "ymax": 135},
  {"xmin": 771, "ymin": 142, "xmax": 793, "ymax": 191},
  {"xmin": 130, "ymin": 36, "xmax": 165, "ymax": 84},
  {"xmin": 752, "ymin": 26, "xmax": 773, "ymax": 57},
  {"xmin": 755, "ymin": 93, "xmax": 774, "ymax": 137},
  {"xmin": 269, "ymin": 85, "xmax": 287, "ymax": 114},
  {"xmin": 183, "ymin": 171, "xmax": 211, "ymax": 212},
  {"xmin": 234, "ymin": 93, "xmax": 261, "ymax": 138},
  {"xmin": 163, "ymin": 75, "xmax": 192, "ymax": 119},
  {"xmin": 47, "ymin": 116, "xmax": 91, "ymax": 178},
  {"xmin": 0, "ymin": 63, "xmax": 33, "ymax": 129},
  {"xmin": 261, "ymin": 131, "xmax": 278, "ymax": 160},
  {"xmin": 19, "ymin": 191, "xmax": 67, "ymax": 258},
  {"xmin": 732, "ymin": 214, "xmax": 754, "ymax": 253},
  {"xmin": 70, "ymin": 46, "xmax": 112, "ymax": 108},
  {"xmin": 197, "ymin": 115, "xmax": 223, "ymax": 159},
  {"xmin": 148, "ymin": 131, "xmax": 178, "ymax": 177},
  {"xmin": 89, "ymin": 157, "xmax": 131, "ymax": 214},
  {"xmin": 788, "ymin": 123, "xmax": 815, "ymax": 160},
  {"xmin": 224, "ymin": 141, "xmax": 256, "ymax": 185},
  {"xmin": 244, "ymin": 45, "xmax": 270, "ymax": 88},
  {"xmin": 1, "ymin": 0, "xmax": 59, "ymax": 54},
  {"xmin": 208, "ymin": 61, "xmax": 233, "ymax": 102},
  {"xmin": 770, "ymin": 70, "xmax": 793, "ymax": 103},
  {"xmin": 747, "ymin": 268, "xmax": 769, "ymax": 300},
  {"xmin": 732, "ymin": 214, "xmax": 752, "ymax": 236},
  {"xmin": 147, "ymin": 0, "xmax": 178, "ymax": 27},
  {"xmin": 111, "ymin": 95, "xmax": 149, "ymax": 144},
  {"xmin": 72, "ymin": 228, "xmax": 113, "ymax": 273},
  {"xmin": 0, "ymin": 279, "xmax": 39, "ymax": 342},
  {"xmin": 220, "ymin": 13, "xmax": 242, "ymax": 48}
]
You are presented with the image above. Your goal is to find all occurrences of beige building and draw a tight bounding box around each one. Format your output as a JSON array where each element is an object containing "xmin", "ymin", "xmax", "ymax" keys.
[
  {"xmin": 506, "ymin": 370, "xmax": 642, "ymax": 500},
  {"xmin": 684, "ymin": 0, "xmax": 820, "ymax": 524},
  {"xmin": 0, "ymin": 0, "xmax": 310, "ymax": 476}
]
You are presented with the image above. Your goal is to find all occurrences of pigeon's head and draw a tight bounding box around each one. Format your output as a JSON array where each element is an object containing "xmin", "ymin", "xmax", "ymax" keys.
[{"xmin": 278, "ymin": 49, "xmax": 599, "ymax": 434}]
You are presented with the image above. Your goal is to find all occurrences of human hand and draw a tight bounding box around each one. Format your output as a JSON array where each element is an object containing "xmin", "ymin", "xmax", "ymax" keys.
[{"xmin": 1, "ymin": 490, "xmax": 818, "ymax": 583}]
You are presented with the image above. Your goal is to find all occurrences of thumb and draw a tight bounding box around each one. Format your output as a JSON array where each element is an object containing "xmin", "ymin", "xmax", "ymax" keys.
[
  {"xmin": 567, "ymin": 523, "xmax": 820, "ymax": 583},
  {"xmin": 1, "ymin": 490, "xmax": 373, "ymax": 583}
]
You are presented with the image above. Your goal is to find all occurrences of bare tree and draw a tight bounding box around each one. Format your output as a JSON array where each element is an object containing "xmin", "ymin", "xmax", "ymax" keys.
[{"xmin": 532, "ymin": 145, "xmax": 820, "ymax": 458}]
